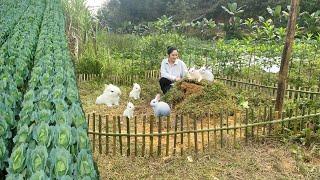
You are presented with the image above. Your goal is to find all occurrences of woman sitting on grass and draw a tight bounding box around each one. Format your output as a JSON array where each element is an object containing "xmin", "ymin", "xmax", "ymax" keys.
[{"xmin": 159, "ymin": 46, "xmax": 188, "ymax": 94}]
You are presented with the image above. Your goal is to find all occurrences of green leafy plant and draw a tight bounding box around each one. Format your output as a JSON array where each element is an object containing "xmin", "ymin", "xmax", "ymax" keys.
[{"xmin": 26, "ymin": 145, "xmax": 48, "ymax": 174}]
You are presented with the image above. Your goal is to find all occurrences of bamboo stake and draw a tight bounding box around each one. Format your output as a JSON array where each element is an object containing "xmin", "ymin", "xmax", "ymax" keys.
[
  {"xmin": 118, "ymin": 116, "xmax": 123, "ymax": 155},
  {"xmin": 106, "ymin": 115, "xmax": 109, "ymax": 155},
  {"xmin": 180, "ymin": 115, "xmax": 184, "ymax": 156},
  {"xmin": 134, "ymin": 116, "xmax": 137, "ymax": 156},
  {"xmin": 245, "ymin": 109, "xmax": 248, "ymax": 144},
  {"xmin": 126, "ymin": 117, "xmax": 130, "ymax": 156},
  {"xmin": 220, "ymin": 110, "xmax": 223, "ymax": 148},
  {"xmin": 193, "ymin": 115, "xmax": 198, "ymax": 154},
  {"xmin": 113, "ymin": 116, "xmax": 116, "ymax": 155},
  {"xmin": 157, "ymin": 117, "xmax": 162, "ymax": 156},
  {"xmin": 142, "ymin": 116, "xmax": 146, "ymax": 157},
  {"xmin": 173, "ymin": 115, "xmax": 178, "ymax": 155},
  {"xmin": 150, "ymin": 115, "xmax": 154, "ymax": 157},
  {"xmin": 201, "ymin": 117, "xmax": 204, "ymax": 152},
  {"xmin": 99, "ymin": 115, "xmax": 102, "ymax": 154}
]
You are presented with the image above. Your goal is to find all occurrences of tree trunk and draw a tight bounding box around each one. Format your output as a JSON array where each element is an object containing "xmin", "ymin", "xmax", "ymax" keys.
[{"xmin": 275, "ymin": 0, "xmax": 300, "ymax": 114}]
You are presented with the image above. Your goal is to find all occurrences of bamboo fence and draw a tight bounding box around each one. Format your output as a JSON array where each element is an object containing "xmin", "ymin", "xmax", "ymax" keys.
[{"xmin": 87, "ymin": 107, "xmax": 320, "ymax": 157}]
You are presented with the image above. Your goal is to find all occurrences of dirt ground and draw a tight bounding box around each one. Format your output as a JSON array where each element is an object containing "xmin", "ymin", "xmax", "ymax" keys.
[{"xmin": 93, "ymin": 141, "xmax": 320, "ymax": 179}]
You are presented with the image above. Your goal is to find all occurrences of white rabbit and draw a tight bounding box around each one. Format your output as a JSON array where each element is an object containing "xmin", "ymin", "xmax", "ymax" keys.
[
  {"xmin": 199, "ymin": 66, "xmax": 214, "ymax": 82},
  {"xmin": 150, "ymin": 94, "xmax": 171, "ymax": 117},
  {"xmin": 95, "ymin": 84, "xmax": 121, "ymax": 107},
  {"xmin": 188, "ymin": 67, "xmax": 202, "ymax": 82},
  {"xmin": 123, "ymin": 102, "xmax": 135, "ymax": 119},
  {"xmin": 129, "ymin": 83, "xmax": 141, "ymax": 100}
]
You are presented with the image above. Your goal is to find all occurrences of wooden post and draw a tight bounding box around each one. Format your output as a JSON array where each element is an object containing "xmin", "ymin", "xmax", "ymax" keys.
[
  {"xmin": 126, "ymin": 117, "xmax": 130, "ymax": 156},
  {"xmin": 118, "ymin": 116, "xmax": 123, "ymax": 155},
  {"xmin": 201, "ymin": 117, "xmax": 204, "ymax": 152},
  {"xmin": 106, "ymin": 115, "xmax": 109, "ymax": 155},
  {"xmin": 173, "ymin": 115, "xmax": 178, "ymax": 155},
  {"xmin": 157, "ymin": 117, "xmax": 162, "ymax": 156},
  {"xmin": 193, "ymin": 116, "xmax": 198, "ymax": 154},
  {"xmin": 93, "ymin": 113, "xmax": 96, "ymax": 152},
  {"xmin": 187, "ymin": 114, "xmax": 191, "ymax": 150},
  {"xmin": 245, "ymin": 109, "xmax": 248, "ymax": 144},
  {"xmin": 275, "ymin": 0, "xmax": 300, "ymax": 113},
  {"xmin": 142, "ymin": 116, "xmax": 146, "ymax": 157},
  {"xmin": 134, "ymin": 116, "xmax": 137, "ymax": 156},
  {"xmin": 268, "ymin": 107, "xmax": 273, "ymax": 135},
  {"xmin": 220, "ymin": 110, "xmax": 223, "ymax": 148},
  {"xmin": 166, "ymin": 116, "xmax": 170, "ymax": 156},
  {"xmin": 98, "ymin": 115, "xmax": 102, "ymax": 154},
  {"xmin": 150, "ymin": 115, "xmax": 154, "ymax": 157},
  {"xmin": 226, "ymin": 109, "xmax": 229, "ymax": 135},
  {"xmin": 180, "ymin": 115, "xmax": 184, "ymax": 156},
  {"xmin": 213, "ymin": 113, "xmax": 217, "ymax": 149},
  {"xmin": 112, "ymin": 116, "xmax": 116, "ymax": 155}
]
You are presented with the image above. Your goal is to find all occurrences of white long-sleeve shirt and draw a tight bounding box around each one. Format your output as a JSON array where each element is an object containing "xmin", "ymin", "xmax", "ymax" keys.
[{"xmin": 160, "ymin": 58, "xmax": 188, "ymax": 81}]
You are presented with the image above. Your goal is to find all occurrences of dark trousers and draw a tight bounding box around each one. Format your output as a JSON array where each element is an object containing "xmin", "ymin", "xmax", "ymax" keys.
[{"xmin": 159, "ymin": 77, "xmax": 173, "ymax": 94}]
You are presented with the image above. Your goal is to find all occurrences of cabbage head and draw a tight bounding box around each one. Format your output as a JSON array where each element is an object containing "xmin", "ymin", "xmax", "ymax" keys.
[
  {"xmin": 33, "ymin": 122, "xmax": 52, "ymax": 147},
  {"xmin": 75, "ymin": 149, "xmax": 97, "ymax": 179},
  {"xmin": 8, "ymin": 143, "xmax": 28, "ymax": 173},
  {"xmin": 53, "ymin": 111, "xmax": 71, "ymax": 125},
  {"xmin": 54, "ymin": 125, "xmax": 74, "ymax": 149},
  {"xmin": 26, "ymin": 145, "xmax": 48, "ymax": 174},
  {"xmin": 13, "ymin": 125, "xmax": 31, "ymax": 145},
  {"xmin": 49, "ymin": 148, "xmax": 72, "ymax": 178}
]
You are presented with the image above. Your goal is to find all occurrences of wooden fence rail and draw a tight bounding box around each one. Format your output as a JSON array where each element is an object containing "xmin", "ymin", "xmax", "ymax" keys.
[{"xmin": 87, "ymin": 107, "xmax": 320, "ymax": 157}]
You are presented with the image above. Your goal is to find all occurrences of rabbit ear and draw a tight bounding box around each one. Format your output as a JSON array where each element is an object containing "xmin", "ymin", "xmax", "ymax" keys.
[{"xmin": 155, "ymin": 94, "xmax": 161, "ymax": 101}]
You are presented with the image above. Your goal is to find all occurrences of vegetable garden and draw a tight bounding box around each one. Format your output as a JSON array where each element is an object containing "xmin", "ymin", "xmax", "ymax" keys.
[{"xmin": 0, "ymin": 0, "xmax": 98, "ymax": 179}]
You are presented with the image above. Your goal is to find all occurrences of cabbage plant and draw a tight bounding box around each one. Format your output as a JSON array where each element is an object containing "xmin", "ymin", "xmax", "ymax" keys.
[
  {"xmin": 29, "ymin": 170, "xmax": 48, "ymax": 180},
  {"xmin": 75, "ymin": 149, "xmax": 97, "ymax": 179},
  {"xmin": 5, "ymin": 173, "xmax": 24, "ymax": 180},
  {"xmin": 54, "ymin": 125, "xmax": 74, "ymax": 149},
  {"xmin": 8, "ymin": 143, "xmax": 28, "ymax": 174},
  {"xmin": 0, "ymin": 139, "xmax": 8, "ymax": 170},
  {"xmin": 53, "ymin": 111, "xmax": 71, "ymax": 125},
  {"xmin": 49, "ymin": 147, "xmax": 72, "ymax": 178},
  {"xmin": 13, "ymin": 125, "xmax": 31, "ymax": 145},
  {"xmin": 26, "ymin": 145, "xmax": 48, "ymax": 174},
  {"xmin": 76, "ymin": 128, "xmax": 90, "ymax": 152},
  {"xmin": 70, "ymin": 103, "xmax": 87, "ymax": 128},
  {"xmin": 33, "ymin": 122, "xmax": 52, "ymax": 147}
]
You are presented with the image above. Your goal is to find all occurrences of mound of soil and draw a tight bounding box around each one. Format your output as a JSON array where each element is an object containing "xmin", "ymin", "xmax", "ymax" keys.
[{"xmin": 163, "ymin": 79, "xmax": 238, "ymax": 117}]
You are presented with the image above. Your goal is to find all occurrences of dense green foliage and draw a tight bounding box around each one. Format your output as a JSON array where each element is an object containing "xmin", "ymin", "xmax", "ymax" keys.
[
  {"xmin": 97, "ymin": 0, "xmax": 320, "ymax": 37},
  {"xmin": 78, "ymin": 30, "xmax": 320, "ymax": 88},
  {"xmin": 0, "ymin": 0, "xmax": 98, "ymax": 178}
]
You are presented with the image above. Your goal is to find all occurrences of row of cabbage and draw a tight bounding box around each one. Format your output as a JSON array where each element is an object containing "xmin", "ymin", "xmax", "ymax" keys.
[
  {"xmin": 0, "ymin": 0, "xmax": 31, "ymax": 46},
  {"xmin": 0, "ymin": 0, "xmax": 45, "ymax": 173},
  {"xmin": 5, "ymin": 0, "xmax": 98, "ymax": 179}
]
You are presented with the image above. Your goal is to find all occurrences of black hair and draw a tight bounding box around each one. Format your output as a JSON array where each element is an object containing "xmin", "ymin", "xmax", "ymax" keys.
[{"xmin": 167, "ymin": 46, "xmax": 178, "ymax": 55}]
